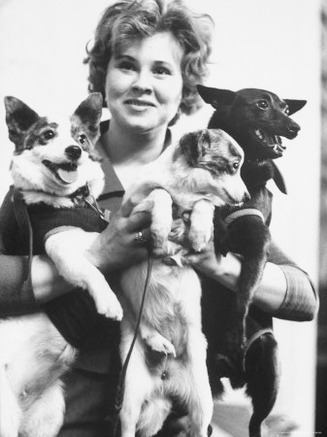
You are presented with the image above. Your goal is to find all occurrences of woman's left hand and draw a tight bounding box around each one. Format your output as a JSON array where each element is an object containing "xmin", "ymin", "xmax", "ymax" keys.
[
  {"xmin": 184, "ymin": 240, "xmax": 243, "ymax": 294},
  {"xmin": 183, "ymin": 240, "xmax": 223, "ymax": 279}
]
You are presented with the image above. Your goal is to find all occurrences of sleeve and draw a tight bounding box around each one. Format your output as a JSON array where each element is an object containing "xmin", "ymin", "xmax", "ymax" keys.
[
  {"xmin": 267, "ymin": 241, "xmax": 318, "ymax": 321},
  {"xmin": 0, "ymin": 187, "xmax": 39, "ymax": 316}
]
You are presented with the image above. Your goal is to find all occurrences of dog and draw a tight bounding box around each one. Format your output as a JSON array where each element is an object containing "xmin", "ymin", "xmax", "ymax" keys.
[
  {"xmin": 117, "ymin": 128, "xmax": 249, "ymax": 437},
  {"xmin": 197, "ymin": 84, "xmax": 306, "ymax": 437},
  {"xmin": 0, "ymin": 93, "xmax": 123, "ymax": 437}
]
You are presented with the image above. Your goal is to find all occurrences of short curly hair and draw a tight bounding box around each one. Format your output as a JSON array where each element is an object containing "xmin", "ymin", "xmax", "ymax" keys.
[{"xmin": 85, "ymin": 0, "xmax": 214, "ymax": 117}]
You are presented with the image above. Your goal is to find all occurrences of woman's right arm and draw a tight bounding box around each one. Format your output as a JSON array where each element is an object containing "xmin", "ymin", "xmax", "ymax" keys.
[{"xmin": 0, "ymin": 188, "xmax": 71, "ymax": 316}]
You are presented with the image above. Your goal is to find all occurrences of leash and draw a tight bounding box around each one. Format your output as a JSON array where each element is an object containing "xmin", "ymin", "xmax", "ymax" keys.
[{"xmin": 112, "ymin": 253, "xmax": 153, "ymax": 437}]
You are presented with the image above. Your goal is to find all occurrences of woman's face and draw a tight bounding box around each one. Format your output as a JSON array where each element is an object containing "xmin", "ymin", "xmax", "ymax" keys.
[{"xmin": 105, "ymin": 32, "xmax": 184, "ymax": 134}]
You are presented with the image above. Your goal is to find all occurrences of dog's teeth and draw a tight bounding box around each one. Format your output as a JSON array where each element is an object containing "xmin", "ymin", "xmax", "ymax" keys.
[{"xmin": 255, "ymin": 129, "xmax": 264, "ymax": 140}]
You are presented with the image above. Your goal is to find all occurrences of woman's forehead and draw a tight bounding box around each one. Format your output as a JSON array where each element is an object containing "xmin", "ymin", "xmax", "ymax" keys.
[{"xmin": 114, "ymin": 32, "xmax": 184, "ymax": 65}]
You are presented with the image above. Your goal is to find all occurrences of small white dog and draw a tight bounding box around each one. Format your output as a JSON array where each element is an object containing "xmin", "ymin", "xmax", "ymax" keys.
[
  {"xmin": 0, "ymin": 93, "xmax": 122, "ymax": 437},
  {"xmin": 118, "ymin": 129, "xmax": 249, "ymax": 437}
]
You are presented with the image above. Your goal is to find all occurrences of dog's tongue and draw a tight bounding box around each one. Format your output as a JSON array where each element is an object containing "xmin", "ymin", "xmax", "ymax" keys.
[{"xmin": 57, "ymin": 168, "xmax": 79, "ymax": 184}]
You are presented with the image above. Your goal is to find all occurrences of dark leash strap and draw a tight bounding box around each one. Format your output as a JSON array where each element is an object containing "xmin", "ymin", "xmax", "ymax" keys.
[
  {"xmin": 12, "ymin": 189, "xmax": 33, "ymax": 281},
  {"xmin": 112, "ymin": 253, "xmax": 153, "ymax": 437}
]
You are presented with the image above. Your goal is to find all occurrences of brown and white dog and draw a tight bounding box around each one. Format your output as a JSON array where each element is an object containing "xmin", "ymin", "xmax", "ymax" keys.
[
  {"xmin": 0, "ymin": 93, "xmax": 123, "ymax": 437},
  {"xmin": 118, "ymin": 129, "xmax": 249, "ymax": 437}
]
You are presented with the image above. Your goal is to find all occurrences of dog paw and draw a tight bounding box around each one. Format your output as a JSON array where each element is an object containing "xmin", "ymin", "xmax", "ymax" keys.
[
  {"xmin": 150, "ymin": 224, "xmax": 171, "ymax": 250},
  {"xmin": 188, "ymin": 227, "xmax": 212, "ymax": 252},
  {"xmin": 94, "ymin": 292, "xmax": 123, "ymax": 321},
  {"xmin": 152, "ymin": 240, "xmax": 176, "ymax": 257},
  {"xmin": 145, "ymin": 334, "xmax": 176, "ymax": 357}
]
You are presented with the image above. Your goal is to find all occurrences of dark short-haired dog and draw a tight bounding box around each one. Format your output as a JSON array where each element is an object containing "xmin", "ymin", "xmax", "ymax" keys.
[{"xmin": 197, "ymin": 84, "xmax": 306, "ymax": 437}]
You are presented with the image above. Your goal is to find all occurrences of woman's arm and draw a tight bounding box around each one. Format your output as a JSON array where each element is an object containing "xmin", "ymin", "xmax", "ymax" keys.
[
  {"xmin": 0, "ymin": 187, "xmax": 72, "ymax": 316},
  {"xmin": 185, "ymin": 240, "xmax": 318, "ymax": 322}
]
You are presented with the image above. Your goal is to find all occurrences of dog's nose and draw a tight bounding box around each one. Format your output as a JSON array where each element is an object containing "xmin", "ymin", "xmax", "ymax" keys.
[
  {"xmin": 287, "ymin": 121, "xmax": 300, "ymax": 135},
  {"xmin": 65, "ymin": 145, "xmax": 82, "ymax": 160}
]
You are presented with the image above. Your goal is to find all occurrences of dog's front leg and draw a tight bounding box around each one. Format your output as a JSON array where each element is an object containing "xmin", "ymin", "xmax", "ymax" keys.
[
  {"xmin": 45, "ymin": 227, "xmax": 123, "ymax": 320},
  {"xmin": 188, "ymin": 199, "xmax": 214, "ymax": 252},
  {"xmin": 147, "ymin": 189, "xmax": 174, "ymax": 256}
]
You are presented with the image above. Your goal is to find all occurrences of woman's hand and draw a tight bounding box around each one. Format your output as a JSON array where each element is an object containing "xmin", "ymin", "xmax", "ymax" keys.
[
  {"xmin": 184, "ymin": 240, "xmax": 225, "ymax": 279},
  {"xmin": 86, "ymin": 198, "xmax": 152, "ymax": 274},
  {"xmin": 184, "ymin": 241, "xmax": 242, "ymax": 293}
]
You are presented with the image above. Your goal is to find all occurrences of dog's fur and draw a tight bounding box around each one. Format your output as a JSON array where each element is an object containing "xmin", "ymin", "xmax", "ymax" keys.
[
  {"xmin": 118, "ymin": 129, "xmax": 249, "ymax": 437},
  {"xmin": 197, "ymin": 85, "xmax": 306, "ymax": 437},
  {"xmin": 0, "ymin": 94, "xmax": 123, "ymax": 437}
]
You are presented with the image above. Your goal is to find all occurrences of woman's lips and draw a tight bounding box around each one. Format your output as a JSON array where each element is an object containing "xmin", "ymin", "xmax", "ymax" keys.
[{"xmin": 125, "ymin": 99, "xmax": 155, "ymax": 108}]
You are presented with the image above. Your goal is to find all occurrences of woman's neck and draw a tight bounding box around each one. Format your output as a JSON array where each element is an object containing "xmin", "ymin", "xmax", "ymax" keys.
[
  {"xmin": 101, "ymin": 120, "xmax": 170, "ymax": 190},
  {"xmin": 103, "ymin": 120, "xmax": 168, "ymax": 166}
]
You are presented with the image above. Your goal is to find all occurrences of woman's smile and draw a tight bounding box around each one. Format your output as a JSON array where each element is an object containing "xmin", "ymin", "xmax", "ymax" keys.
[{"xmin": 124, "ymin": 98, "xmax": 156, "ymax": 111}]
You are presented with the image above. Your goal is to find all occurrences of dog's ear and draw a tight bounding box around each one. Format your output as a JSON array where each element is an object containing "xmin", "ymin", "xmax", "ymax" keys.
[
  {"xmin": 72, "ymin": 93, "xmax": 103, "ymax": 141},
  {"xmin": 4, "ymin": 96, "xmax": 40, "ymax": 152},
  {"xmin": 179, "ymin": 129, "xmax": 212, "ymax": 166},
  {"xmin": 197, "ymin": 85, "xmax": 236, "ymax": 109},
  {"xmin": 284, "ymin": 99, "xmax": 307, "ymax": 115}
]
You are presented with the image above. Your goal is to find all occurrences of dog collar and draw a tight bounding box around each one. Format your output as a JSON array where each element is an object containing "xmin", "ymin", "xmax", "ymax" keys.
[
  {"xmin": 69, "ymin": 184, "xmax": 90, "ymax": 200},
  {"xmin": 224, "ymin": 208, "xmax": 264, "ymax": 225},
  {"xmin": 76, "ymin": 185, "xmax": 110, "ymax": 223}
]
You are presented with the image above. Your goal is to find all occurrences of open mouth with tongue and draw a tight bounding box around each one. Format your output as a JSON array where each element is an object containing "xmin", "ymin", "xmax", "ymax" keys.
[
  {"xmin": 42, "ymin": 160, "xmax": 79, "ymax": 184},
  {"xmin": 251, "ymin": 128, "xmax": 286, "ymax": 158}
]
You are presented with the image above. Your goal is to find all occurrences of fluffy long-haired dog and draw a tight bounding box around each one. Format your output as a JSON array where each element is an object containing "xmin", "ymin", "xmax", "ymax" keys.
[
  {"xmin": 118, "ymin": 129, "xmax": 249, "ymax": 437},
  {"xmin": 197, "ymin": 85, "xmax": 306, "ymax": 437},
  {"xmin": 0, "ymin": 93, "xmax": 123, "ymax": 437}
]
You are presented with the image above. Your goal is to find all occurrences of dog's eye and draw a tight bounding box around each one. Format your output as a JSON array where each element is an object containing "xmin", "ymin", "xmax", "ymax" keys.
[
  {"xmin": 42, "ymin": 130, "xmax": 55, "ymax": 141},
  {"xmin": 256, "ymin": 100, "xmax": 269, "ymax": 110},
  {"xmin": 232, "ymin": 161, "xmax": 240, "ymax": 172},
  {"xmin": 78, "ymin": 134, "xmax": 87, "ymax": 146}
]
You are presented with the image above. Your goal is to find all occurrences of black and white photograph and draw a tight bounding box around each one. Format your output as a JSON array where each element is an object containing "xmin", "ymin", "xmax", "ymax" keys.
[{"xmin": 0, "ymin": 1, "xmax": 322, "ymax": 436}]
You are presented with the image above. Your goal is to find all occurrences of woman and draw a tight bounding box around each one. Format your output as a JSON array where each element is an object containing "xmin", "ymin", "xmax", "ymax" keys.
[{"xmin": 0, "ymin": 0, "xmax": 317, "ymax": 435}]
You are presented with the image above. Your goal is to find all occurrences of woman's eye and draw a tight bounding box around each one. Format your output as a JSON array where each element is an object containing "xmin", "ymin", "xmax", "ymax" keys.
[
  {"xmin": 42, "ymin": 130, "xmax": 55, "ymax": 141},
  {"xmin": 154, "ymin": 66, "xmax": 171, "ymax": 76},
  {"xmin": 256, "ymin": 100, "xmax": 269, "ymax": 110},
  {"xmin": 118, "ymin": 61, "xmax": 136, "ymax": 72}
]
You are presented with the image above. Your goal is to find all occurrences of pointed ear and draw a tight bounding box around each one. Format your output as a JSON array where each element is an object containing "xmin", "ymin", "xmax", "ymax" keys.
[
  {"xmin": 197, "ymin": 84, "xmax": 236, "ymax": 109},
  {"xmin": 179, "ymin": 129, "xmax": 211, "ymax": 166},
  {"xmin": 72, "ymin": 93, "xmax": 103, "ymax": 140},
  {"xmin": 284, "ymin": 99, "xmax": 307, "ymax": 115},
  {"xmin": 4, "ymin": 96, "xmax": 40, "ymax": 152}
]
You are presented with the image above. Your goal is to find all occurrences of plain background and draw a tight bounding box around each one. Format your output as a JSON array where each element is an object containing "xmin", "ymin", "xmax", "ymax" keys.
[{"xmin": 0, "ymin": 0, "xmax": 321, "ymax": 434}]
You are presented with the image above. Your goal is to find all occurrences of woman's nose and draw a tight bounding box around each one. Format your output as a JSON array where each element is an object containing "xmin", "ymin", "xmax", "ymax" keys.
[{"xmin": 132, "ymin": 71, "xmax": 152, "ymax": 93}]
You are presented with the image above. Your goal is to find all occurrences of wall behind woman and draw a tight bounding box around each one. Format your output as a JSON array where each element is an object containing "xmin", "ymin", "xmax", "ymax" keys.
[{"xmin": 0, "ymin": 0, "xmax": 321, "ymax": 434}]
